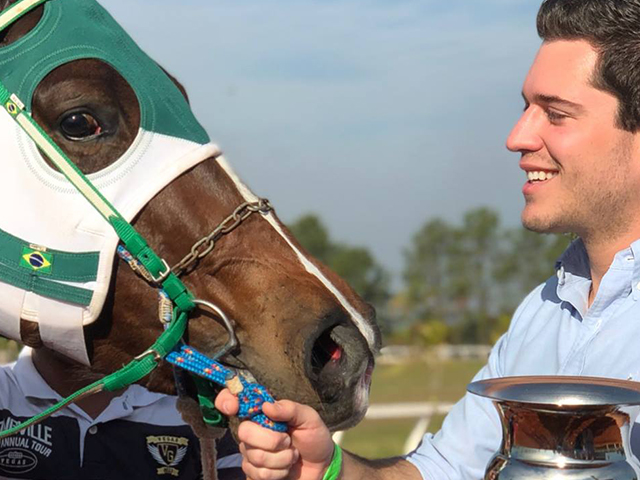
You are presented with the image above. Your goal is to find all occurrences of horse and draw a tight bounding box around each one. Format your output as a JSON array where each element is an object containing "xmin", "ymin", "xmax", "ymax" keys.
[{"xmin": 0, "ymin": 0, "xmax": 381, "ymax": 443}]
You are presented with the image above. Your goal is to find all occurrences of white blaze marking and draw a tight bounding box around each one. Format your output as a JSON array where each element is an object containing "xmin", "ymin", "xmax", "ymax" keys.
[{"xmin": 216, "ymin": 156, "xmax": 377, "ymax": 350}]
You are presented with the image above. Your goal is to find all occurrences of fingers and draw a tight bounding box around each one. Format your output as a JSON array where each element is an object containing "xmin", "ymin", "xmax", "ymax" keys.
[
  {"xmin": 217, "ymin": 391, "xmax": 332, "ymax": 479},
  {"xmin": 215, "ymin": 389, "xmax": 322, "ymax": 433},
  {"xmin": 215, "ymin": 388, "xmax": 239, "ymax": 416},
  {"xmin": 237, "ymin": 421, "xmax": 291, "ymax": 450},
  {"xmin": 243, "ymin": 461, "xmax": 292, "ymax": 480},
  {"xmin": 262, "ymin": 400, "xmax": 323, "ymax": 430},
  {"xmin": 240, "ymin": 442, "xmax": 299, "ymax": 470},
  {"xmin": 236, "ymin": 423, "xmax": 299, "ymax": 480},
  {"xmin": 238, "ymin": 430, "xmax": 299, "ymax": 480}
]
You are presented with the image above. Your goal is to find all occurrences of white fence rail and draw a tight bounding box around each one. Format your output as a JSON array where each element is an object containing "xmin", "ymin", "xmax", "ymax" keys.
[
  {"xmin": 333, "ymin": 402, "xmax": 454, "ymax": 454},
  {"xmin": 377, "ymin": 345, "xmax": 491, "ymax": 365}
]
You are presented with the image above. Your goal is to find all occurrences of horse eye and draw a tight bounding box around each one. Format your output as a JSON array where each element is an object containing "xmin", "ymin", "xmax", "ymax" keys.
[{"xmin": 59, "ymin": 112, "xmax": 103, "ymax": 141}]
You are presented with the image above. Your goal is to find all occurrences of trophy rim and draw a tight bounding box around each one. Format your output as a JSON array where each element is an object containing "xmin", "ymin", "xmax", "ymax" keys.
[{"xmin": 468, "ymin": 376, "xmax": 640, "ymax": 407}]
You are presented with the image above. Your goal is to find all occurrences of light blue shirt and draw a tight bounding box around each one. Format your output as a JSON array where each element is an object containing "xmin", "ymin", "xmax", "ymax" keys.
[{"xmin": 406, "ymin": 238, "xmax": 640, "ymax": 479}]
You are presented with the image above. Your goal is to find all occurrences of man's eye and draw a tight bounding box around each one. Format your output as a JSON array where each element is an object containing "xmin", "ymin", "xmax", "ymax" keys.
[
  {"xmin": 545, "ymin": 109, "xmax": 566, "ymax": 123},
  {"xmin": 59, "ymin": 112, "xmax": 103, "ymax": 141}
]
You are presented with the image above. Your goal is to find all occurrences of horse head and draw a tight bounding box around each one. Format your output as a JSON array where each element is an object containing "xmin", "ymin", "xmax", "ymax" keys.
[{"xmin": 0, "ymin": 1, "xmax": 381, "ymax": 431}]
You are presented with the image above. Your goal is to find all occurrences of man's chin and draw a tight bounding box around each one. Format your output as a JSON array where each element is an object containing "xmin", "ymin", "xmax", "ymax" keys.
[
  {"xmin": 523, "ymin": 221, "xmax": 553, "ymax": 234},
  {"xmin": 521, "ymin": 213, "xmax": 563, "ymax": 234}
]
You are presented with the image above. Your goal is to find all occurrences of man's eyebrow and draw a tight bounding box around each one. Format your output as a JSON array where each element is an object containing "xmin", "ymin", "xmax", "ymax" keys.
[{"xmin": 521, "ymin": 92, "xmax": 585, "ymax": 112}]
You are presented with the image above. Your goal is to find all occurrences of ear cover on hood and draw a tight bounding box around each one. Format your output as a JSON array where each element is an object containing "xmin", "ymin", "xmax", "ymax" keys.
[{"xmin": 0, "ymin": 0, "xmax": 218, "ymax": 364}]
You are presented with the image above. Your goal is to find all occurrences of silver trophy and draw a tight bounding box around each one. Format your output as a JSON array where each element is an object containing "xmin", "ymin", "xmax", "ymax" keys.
[{"xmin": 468, "ymin": 376, "xmax": 640, "ymax": 479}]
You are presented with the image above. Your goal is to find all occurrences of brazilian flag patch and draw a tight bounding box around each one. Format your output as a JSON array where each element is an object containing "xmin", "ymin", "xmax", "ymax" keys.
[{"xmin": 20, "ymin": 248, "xmax": 53, "ymax": 274}]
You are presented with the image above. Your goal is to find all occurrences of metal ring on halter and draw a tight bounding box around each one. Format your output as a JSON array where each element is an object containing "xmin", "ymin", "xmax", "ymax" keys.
[{"xmin": 192, "ymin": 299, "xmax": 239, "ymax": 360}]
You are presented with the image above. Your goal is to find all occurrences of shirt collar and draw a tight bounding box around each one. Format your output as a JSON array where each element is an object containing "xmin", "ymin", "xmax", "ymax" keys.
[
  {"xmin": 12, "ymin": 347, "xmax": 62, "ymax": 401},
  {"xmin": 121, "ymin": 384, "xmax": 168, "ymax": 409},
  {"xmin": 629, "ymin": 240, "xmax": 640, "ymax": 301},
  {"xmin": 555, "ymin": 237, "xmax": 640, "ymax": 317},
  {"xmin": 555, "ymin": 237, "xmax": 590, "ymax": 282}
]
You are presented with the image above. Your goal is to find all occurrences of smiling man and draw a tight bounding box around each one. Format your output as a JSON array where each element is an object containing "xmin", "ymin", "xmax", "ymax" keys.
[{"xmin": 214, "ymin": 1, "xmax": 640, "ymax": 479}]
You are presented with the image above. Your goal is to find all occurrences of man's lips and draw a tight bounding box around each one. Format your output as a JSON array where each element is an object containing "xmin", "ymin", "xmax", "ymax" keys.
[{"xmin": 522, "ymin": 169, "xmax": 558, "ymax": 195}]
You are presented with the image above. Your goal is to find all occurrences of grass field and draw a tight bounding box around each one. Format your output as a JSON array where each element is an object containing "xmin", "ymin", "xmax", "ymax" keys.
[{"xmin": 340, "ymin": 356, "xmax": 486, "ymax": 458}]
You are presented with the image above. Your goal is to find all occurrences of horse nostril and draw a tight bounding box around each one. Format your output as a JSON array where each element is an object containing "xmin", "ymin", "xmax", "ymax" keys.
[
  {"xmin": 306, "ymin": 321, "xmax": 371, "ymax": 408},
  {"xmin": 310, "ymin": 327, "xmax": 343, "ymax": 378}
]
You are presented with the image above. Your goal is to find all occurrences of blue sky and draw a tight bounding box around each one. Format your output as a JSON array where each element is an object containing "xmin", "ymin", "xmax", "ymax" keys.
[{"xmin": 107, "ymin": 0, "xmax": 543, "ymax": 287}]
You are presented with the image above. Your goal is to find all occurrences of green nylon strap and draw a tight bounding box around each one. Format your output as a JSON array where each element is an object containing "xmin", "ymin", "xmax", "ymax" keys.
[
  {"xmin": 0, "ymin": 0, "xmax": 47, "ymax": 31},
  {"xmin": 0, "ymin": 227, "xmax": 99, "ymax": 282},
  {"xmin": 103, "ymin": 310, "xmax": 189, "ymax": 392},
  {"xmin": 2, "ymin": 85, "xmax": 123, "ymax": 224},
  {"xmin": 0, "ymin": 381, "xmax": 104, "ymax": 440},
  {"xmin": 0, "ymin": 83, "xmax": 10, "ymax": 104},
  {"xmin": 109, "ymin": 217, "xmax": 194, "ymax": 311},
  {"xmin": 322, "ymin": 444, "xmax": 343, "ymax": 480},
  {"xmin": 0, "ymin": 264, "xmax": 92, "ymax": 305},
  {"xmin": 192, "ymin": 376, "xmax": 228, "ymax": 428},
  {"xmin": 0, "ymin": 227, "xmax": 98, "ymax": 305}
]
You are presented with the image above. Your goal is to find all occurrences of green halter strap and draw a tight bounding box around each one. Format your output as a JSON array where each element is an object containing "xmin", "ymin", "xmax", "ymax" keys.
[
  {"xmin": 0, "ymin": 0, "xmax": 45, "ymax": 29},
  {"xmin": 0, "ymin": 0, "xmax": 197, "ymax": 438}
]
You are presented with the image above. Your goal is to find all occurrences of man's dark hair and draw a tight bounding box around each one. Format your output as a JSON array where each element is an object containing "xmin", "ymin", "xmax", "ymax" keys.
[{"xmin": 537, "ymin": 0, "xmax": 640, "ymax": 131}]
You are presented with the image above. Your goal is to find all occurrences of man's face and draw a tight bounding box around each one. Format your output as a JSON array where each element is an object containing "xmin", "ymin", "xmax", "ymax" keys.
[{"xmin": 507, "ymin": 40, "xmax": 640, "ymax": 239}]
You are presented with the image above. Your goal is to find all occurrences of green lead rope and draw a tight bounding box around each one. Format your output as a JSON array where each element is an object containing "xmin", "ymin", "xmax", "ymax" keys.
[
  {"xmin": 0, "ymin": 310, "xmax": 189, "ymax": 440},
  {"xmin": 0, "ymin": 383, "xmax": 105, "ymax": 439}
]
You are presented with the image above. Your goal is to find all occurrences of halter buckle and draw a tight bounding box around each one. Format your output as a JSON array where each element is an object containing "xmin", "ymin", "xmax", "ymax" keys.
[
  {"xmin": 151, "ymin": 259, "xmax": 171, "ymax": 285},
  {"xmin": 133, "ymin": 348, "xmax": 162, "ymax": 363}
]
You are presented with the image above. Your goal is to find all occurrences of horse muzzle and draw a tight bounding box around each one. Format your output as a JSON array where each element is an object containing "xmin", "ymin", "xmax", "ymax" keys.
[{"xmin": 305, "ymin": 314, "xmax": 378, "ymax": 430}]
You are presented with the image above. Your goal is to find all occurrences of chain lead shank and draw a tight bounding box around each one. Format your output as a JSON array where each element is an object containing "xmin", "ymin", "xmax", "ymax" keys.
[{"xmin": 172, "ymin": 199, "xmax": 272, "ymax": 276}]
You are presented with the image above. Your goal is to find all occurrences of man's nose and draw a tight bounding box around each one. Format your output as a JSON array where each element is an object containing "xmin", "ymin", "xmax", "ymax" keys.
[{"xmin": 506, "ymin": 107, "xmax": 544, "ymax": 153}]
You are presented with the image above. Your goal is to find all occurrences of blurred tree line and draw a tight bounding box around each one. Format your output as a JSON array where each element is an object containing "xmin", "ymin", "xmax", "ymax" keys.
[
  {"xmin": 397, "ymin": 207, "xmax": 571, "ymax": 345},
  {"xmin": 289, "ymin": 208, "xmax": 571, "ymax": 346}
]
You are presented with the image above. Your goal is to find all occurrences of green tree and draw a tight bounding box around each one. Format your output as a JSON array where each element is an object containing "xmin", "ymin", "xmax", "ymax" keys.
[
  {"xmin": 493, "ymin": 229, "xmax": 572, "ymax": 311},
  {"xmin": 455, "ymin": 208, "xmax": 500, "ymax": 316},
  {"xmin": 400, "ymin": 207, "xmax": 572, "ymax": 344},
  {"xmin": 403, "ymin": 218, "xmax": 456, "ymax": 319},
  {"xmin": 417, "ymin": 319, "xmax": 449, "ymax": 346},
  {"xmin": 402, "ymin": 208, "xmax": 500, "ymax": 326},
  {"xmin": 288, "ymin": 214, "xmax": 332, "ymax": 262}
]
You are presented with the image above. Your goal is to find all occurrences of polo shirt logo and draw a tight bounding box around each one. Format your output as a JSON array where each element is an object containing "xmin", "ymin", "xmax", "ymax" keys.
[
  {"xmin": 0, "ymin": 418, "xmax": 53, "ymax": 475},
  {"xmin": 146, "ymin": 435, "xmax": 189, "ymax": 476},
  {"xmin": 0, "ymin": 448, "xmax": 38, "ymax": 474}
]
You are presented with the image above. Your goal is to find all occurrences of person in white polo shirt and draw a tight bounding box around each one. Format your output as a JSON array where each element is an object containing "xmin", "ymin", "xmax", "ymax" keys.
[{"xmin": 0, "ymin": 347, "xmax": 244, "ymax": 480}]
